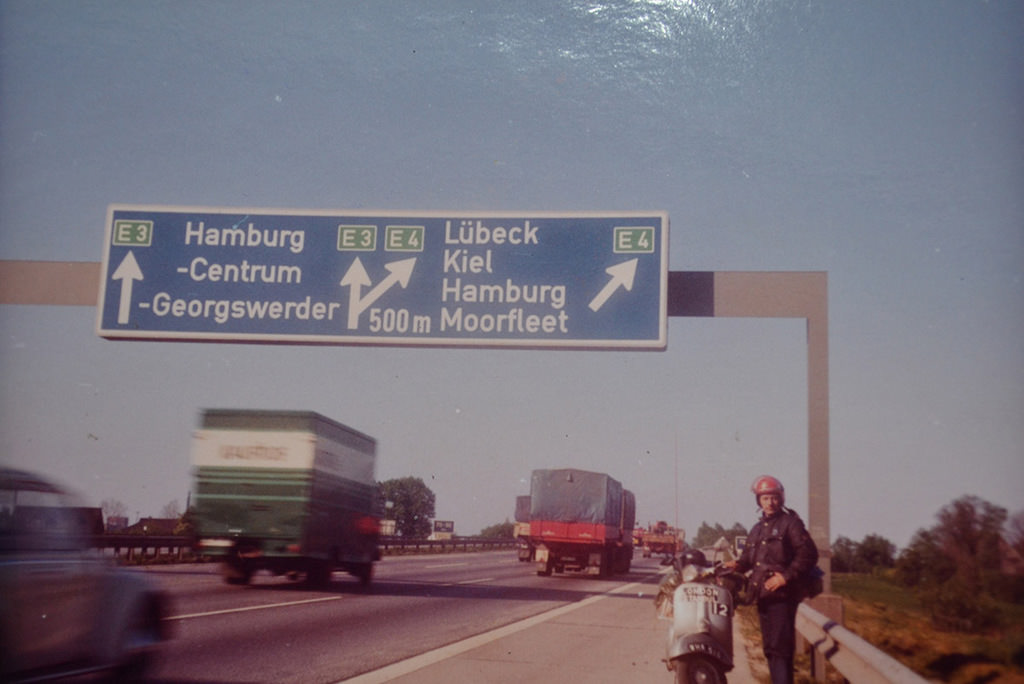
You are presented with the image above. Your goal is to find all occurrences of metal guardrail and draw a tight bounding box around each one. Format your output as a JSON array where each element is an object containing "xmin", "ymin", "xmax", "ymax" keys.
[
  {"xmin": 797, "ymin": 603, "xmax": 928, "ymax": 683},
  {"xmin": 378, "ymin": 537, "xmax": 516, "ymax": 554},
  {"xmin": 95, "ymin": 535, "xmax": 516, "ymax": 561}
]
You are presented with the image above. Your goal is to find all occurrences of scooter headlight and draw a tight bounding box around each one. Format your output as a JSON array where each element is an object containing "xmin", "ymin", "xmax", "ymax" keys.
[{"xmin": 681, "ymin": 564, "xmax": 700, "ymax": 582}]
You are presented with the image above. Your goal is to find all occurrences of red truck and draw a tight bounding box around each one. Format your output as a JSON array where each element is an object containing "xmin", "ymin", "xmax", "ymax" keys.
[
  {"xmin": 641, "ymin": 520, "xmax": 683, "ymax": 558},
  {"xmin": 528, "ymin": 468, "xmax": 635, "ymax": 577}
]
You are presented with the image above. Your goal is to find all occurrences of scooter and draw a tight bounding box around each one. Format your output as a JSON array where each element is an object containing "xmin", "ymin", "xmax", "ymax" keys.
[{"xmin": 656, "ymin": 550, "xmax": 748, "ymax": 684}]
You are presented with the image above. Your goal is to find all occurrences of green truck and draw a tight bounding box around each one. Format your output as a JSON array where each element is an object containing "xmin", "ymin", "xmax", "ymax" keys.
[{"xmin": 191, "ymin": 409, "xmax": 381, "ymax": 586}]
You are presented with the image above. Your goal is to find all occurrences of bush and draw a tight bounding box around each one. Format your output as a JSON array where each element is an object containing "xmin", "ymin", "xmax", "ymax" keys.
[
  {"xmin": 918, "ymin": 577, "xmax": 1003, "ymax": 632},
  {"xmin": 986, "ymin": 572, "xmax": 1024, "ymax": 604},
  {"xmin": 478, "ymin": 520, "xmax": 515, "ymax": 539}
]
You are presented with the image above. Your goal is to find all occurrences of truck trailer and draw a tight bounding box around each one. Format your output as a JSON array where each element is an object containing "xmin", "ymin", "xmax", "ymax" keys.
[
  {"xmin": 191, "ymin": 409, "xmax": 381, "ymax": 586},
  {"xmin": 528, "ymin": 468, "xmax": 635, "ymax": 577}
]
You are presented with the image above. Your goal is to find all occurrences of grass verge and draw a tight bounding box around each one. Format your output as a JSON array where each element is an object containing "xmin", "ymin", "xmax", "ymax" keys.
[
  {"xmin": 832, "ymin": 573, "xmax": 1024, "ymax": 684},
  {"xmin": 736, "ymin": 574, "xmax": 1024, "ymax": 683}
]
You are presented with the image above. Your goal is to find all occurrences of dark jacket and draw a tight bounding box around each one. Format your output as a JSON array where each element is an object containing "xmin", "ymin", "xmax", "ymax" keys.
[{"xmin": 736, "ymin": 508, "xmax": 819, "ymax": 603}]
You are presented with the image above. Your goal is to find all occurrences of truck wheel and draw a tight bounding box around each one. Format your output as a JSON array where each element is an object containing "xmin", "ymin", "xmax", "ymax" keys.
[
  {"xmin": 674, "ymin": 656, "xmax": 724, "ymax": 684},
  {"xmin": 598, "ymin": 552, "xmax": 610, "ymax": 578},
  {"xmin": 354, "ymin": 562, "xmax": 373, "ymax": 586},
  {"xmin": 222, "ymin": 561, "xmax": 252, "ymax": 585},
  {"xmin": 305, "ymin": 560, "xmax": 333, "ymax": 588},
  {"xmin": 537, "ymin": 559, "xmax": 553, "ymax": 576}
]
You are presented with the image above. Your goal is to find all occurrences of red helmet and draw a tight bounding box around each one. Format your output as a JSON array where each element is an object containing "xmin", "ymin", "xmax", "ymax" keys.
[{"xmin": 751, "ymin": 475, "xmax": 785, "ymax": 504}]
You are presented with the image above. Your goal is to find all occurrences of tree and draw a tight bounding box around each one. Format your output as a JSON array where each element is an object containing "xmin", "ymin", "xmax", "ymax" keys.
[
  {"xmin": 379, "ymin": 477, "xmax": 435, "ymax": 539},
  {"xmin": 896, "ymin": 528, "xmax": 955, "ymax": 588},
  {"xmin": 1008, "ymin": 509, "xmax": 1024, "ymax": 558},
  {"xmin": 854, "ymin": 534, "xmax": 897, "ymax": 572},
  {"xmin": 101, "ymin": 497, "xmax": 127, "ymax": 521},
  {"xmin": 479, "ymin": 520, "xmax": 515, "ymax": 539},
  {"xmin": 160, "ymin": 499, "xmax": 182, "ymax": 519},
  {"xmin": 831, "ymin": 536, "xmax": 857, "ymax": 573},
  {"xmin": 693, "ymin": 521, "xmax": 748, "ymax": 549},
  {"xmin": 693, "ymin": 521, "xmax": 721, "ymax": 548},
  {"xmin": 897, "ymin": 496, "xmax": 1007, "ymax": 592},
  {"xmin": 832, "ymin": 534, "xmax": 896, "ymax": 573},
  {"xmin": 934, "ymin": 495, "xmax": 1006, "ymax": 591},
  {"xmin": 174, "ymin": 507, "xmax": 196, "ymax": 536},
  {"xmin": 895, "ymin": 496, "xmax": 1009, "ymax": 631}
]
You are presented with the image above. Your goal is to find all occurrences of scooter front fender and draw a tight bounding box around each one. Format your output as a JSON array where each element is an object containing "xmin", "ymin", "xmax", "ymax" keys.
[
  {"xmin": 670, "ymin": 581, "xmax": 734, "ymax": 658},
  {"xmin": 667, "ymin": 633, "xmax": 733, "ymax": 671}
]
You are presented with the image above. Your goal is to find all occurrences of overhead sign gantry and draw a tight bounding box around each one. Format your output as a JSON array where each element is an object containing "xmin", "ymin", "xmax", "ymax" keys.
[
  {"xmin": 96, "ymin": 205, "xmax": 668, "ymax": 349},
  {"xmin": 7, "ymin": 238, "xmax": 831, "ymax": 591}
]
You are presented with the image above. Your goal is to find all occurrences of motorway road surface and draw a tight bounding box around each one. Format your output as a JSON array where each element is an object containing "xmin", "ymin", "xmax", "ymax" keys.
[{"xmin": 142, "ymin": 550, "xmax": 673, "ymax": 683}]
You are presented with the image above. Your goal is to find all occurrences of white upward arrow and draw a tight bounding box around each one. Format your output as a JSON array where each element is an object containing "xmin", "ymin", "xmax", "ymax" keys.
[
  {"xmin": 340, "ymin": 257, "xmax": 417, "ymax": 329},
  {"xmin": 588, "ymin": 258, "xmax": 638, "ymax": 312},
  {"xmin": 111, "ymin": 251, "xmax": 144, "ymax": 324},
  {"xmin": 340, "ymin": 257, "xmax": 372, "ymax": 329}
]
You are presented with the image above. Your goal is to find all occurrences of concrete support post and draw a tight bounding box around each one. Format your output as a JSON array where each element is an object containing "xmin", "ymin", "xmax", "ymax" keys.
[{"xmin": 711, "ymin": 271, "xmax": 830, "ymax": 587}]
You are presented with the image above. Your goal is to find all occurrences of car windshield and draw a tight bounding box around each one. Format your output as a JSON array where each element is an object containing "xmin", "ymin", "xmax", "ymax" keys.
[{"xmin": 0, "ymin": 474, "xmax": 90, "ymax": 552}]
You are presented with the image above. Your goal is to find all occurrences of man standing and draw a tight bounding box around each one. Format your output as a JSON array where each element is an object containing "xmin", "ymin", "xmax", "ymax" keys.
[{"xmin": 725, "ymin": 475, "xmax": 819, "ymax": 684}]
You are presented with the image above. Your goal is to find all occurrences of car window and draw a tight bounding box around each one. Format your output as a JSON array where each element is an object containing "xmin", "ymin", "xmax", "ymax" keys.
[{"xmin": 0, "ymin": 487, "xmax": 88, "ymax": 553}]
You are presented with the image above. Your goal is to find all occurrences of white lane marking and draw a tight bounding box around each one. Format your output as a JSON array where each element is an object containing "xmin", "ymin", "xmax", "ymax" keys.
[
  {"xmin": 166, "ymin": 595, "xmax": 342, "ymax": 621},
  {"xmin": 340, "ymin": 579, "xmax": 651, "ymax": 684},
  {"xmin": 441, "ymin": 577, "xmax": 494, "ymax": 586},
  {"xmin": 422, "ymin": 561, "xmax": 470, "ymax": 569}
]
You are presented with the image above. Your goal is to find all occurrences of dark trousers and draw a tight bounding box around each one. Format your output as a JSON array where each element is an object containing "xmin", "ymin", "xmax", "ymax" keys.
[{"xmin": 757, "ymin": 599, "xmax": 800, "ymax": 684}]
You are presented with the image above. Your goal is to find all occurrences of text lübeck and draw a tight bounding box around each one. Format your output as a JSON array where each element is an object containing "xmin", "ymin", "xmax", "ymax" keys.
[{"xmin": 444, "ymin": 219, "xmax": 539, "ymax": 245}]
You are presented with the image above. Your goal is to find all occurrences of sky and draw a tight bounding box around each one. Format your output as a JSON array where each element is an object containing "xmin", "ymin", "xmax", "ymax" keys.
[{"xmin": 0, "ymin": 0, "xmax": 1021, "ymax": 550}]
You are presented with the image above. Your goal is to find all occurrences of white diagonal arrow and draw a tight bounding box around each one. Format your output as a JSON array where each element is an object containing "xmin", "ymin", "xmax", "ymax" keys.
[
  {"xmin": 340, "ymin": 257, "xmax": 417, "ymax": 329},
  {"xmin": 588, "ymin": 258, "xmax": 638, "ymax": 312},
  {"xmin": 111, "ymin": 251, "xmax": 144, "ymax": 324}
]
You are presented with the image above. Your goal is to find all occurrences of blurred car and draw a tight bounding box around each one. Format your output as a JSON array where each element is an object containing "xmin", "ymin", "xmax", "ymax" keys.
[{"xmin": 0, "ymin": 466, "xmax": 171, "ymax": 682}]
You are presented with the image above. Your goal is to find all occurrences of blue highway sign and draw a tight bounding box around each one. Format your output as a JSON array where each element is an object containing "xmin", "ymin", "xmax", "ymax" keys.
[{"xmin": 96, "ymin": 205, "xmax": 668, "ymax": 349}]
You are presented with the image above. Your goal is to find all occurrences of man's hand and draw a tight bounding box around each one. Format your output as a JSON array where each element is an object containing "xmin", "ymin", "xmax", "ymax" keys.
[{"xmin": 764, "ymin": 572, "xmax": 787, "ymax": 592}]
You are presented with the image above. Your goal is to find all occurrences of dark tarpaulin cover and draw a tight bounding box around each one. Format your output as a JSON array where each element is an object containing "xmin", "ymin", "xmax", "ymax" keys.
[
  {"xmin": 529, "ymin": 469, "xmax": 623, "ymax": 526},
  {"xmin": 515, "ymin": 495, "xmax": 531, "ymax": 523}
]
